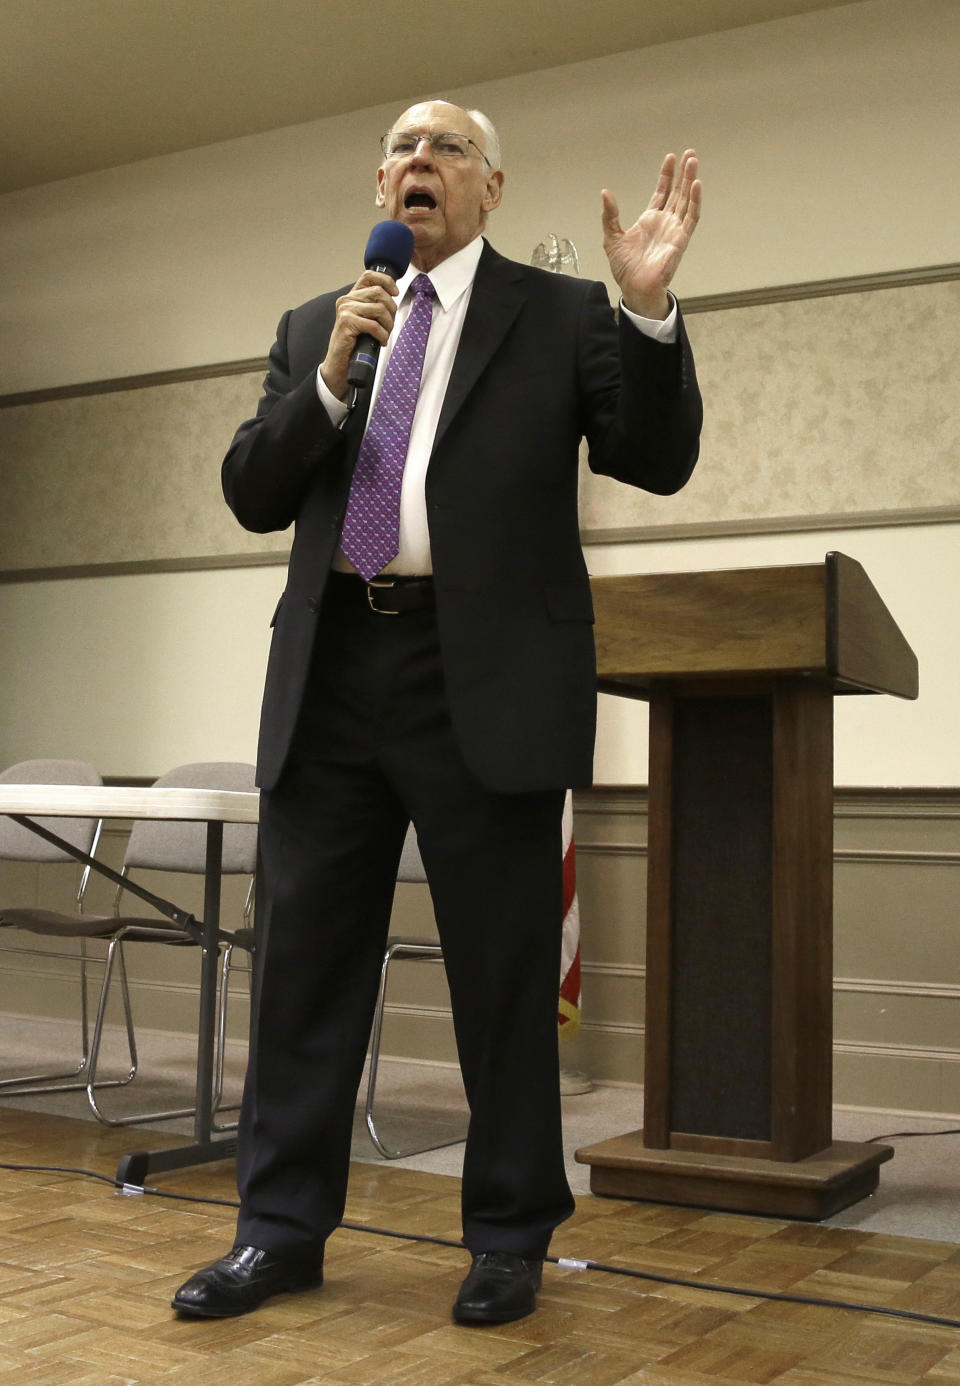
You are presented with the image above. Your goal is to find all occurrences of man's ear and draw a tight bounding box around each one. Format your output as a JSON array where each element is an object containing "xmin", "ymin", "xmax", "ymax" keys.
[
  {"xmin": 375, "ymin": 167, "xmax": 386, "ymax": 207},
  {"xmin": 482, "ymin": 169, "xmax": 504, "ymax": 214}
]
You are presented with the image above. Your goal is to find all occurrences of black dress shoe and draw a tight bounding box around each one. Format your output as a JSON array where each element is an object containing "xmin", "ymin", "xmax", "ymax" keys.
[
  {"xmin": 453, "ymin": 1251, "xmax": 543, "ymax": 1325},
  {"xmin": 172, "ymin": 1244, "xmax": 324, "ymax": 1318}
]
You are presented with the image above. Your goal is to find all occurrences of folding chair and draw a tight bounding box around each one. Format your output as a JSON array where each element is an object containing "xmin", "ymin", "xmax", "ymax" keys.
[
  {"xmin": 216, "ymin": 821, "xmax": 468, "ymax": 1156},
  {"xmin": 0, "ymin": 759, "xmax": 114, "ymax": 1096},
  {"xmin": 0, "ymin": 761, "xmax": 257, "ymax": 1126},
  {"xmin": 364, "ymin": 823, "xmax": 468, "ymax": 1158}
]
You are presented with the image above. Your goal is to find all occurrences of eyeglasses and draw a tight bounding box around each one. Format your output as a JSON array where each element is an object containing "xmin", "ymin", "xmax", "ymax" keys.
[{"xmin": 380, "ymin": 130, "xmax": 492, "ymax": 168}]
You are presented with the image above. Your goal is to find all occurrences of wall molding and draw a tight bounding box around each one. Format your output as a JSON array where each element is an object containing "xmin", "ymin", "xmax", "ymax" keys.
[
  {"xmin": 575, "ymin": 968, "xmax": 960, "ymax": 1005},
  {"xmin": 3, "ymin": 262, "xmax": 956, "ymax": 413},
  {"xmin": 0, "ymin": 358, "xmax": 266, "ymax": 410},
  {"xmin": 582, "ymin": 961, "xmax": 644, "ymax": 980},
  {"xmin": 835, "ymin": 1039, "xmax": 960, "ymax": 1065},
  {"xmin": 0, "ymin": 549, "xmax": 289, "ymax": 587},
  {"xmin": 833, "ymin": 791, "xmax": 960, "ymax": 820},
  {"xmin": 836, "ymin": 978, "xmax": 960, "ymax": 1002},
  {"xmin": 2, "ymin": 260, "xmax": 958, "ymax": 583},
  {"xmin": 580, "ymin": 504, "xmax": 960, "ymax": 549},
  {"xmin": 576, "ymin": 786, "xmax": 960, "ymax": 813},
  {"xmin": 567, "ymin": 841, "xmax": 960, "ymax": 865},
  {"xmin": 680, "ymin": 261, "xmax": 960, "ymax": 316},
  {"xmin": 576, "ymin": 841, "xmax": 647, "ymax": 858},
  {"xmin": 835, "ymin": 848, "xmax": 960, "ymax": 867}
]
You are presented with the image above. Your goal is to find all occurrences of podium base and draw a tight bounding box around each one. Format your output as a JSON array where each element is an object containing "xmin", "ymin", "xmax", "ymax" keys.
[{"xmin": 575, "ymin": 1131, "xmax": 893, "ymax": 1221}]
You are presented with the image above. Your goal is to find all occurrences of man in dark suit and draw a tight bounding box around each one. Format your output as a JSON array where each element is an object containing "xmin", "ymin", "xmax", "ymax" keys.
[{"xmin": 174, "ymin": 98, "xmax": 702, "ymax": 1326}]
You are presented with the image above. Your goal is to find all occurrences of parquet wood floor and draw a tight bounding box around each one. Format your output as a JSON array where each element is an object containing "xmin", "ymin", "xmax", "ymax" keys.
[{"xmin": 1, "ymin": 1107, "xmax": 960, "ymax": 1385}]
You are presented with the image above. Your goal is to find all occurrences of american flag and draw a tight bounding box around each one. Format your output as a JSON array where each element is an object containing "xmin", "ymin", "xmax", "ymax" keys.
[{"xmin": 558, "ymin": 790, "xmax": 581, "ymax": 1038}]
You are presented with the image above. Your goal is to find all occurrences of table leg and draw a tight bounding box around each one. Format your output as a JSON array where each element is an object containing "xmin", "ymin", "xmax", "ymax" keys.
[{"xmin": 115, "ymin": 821, "xmax": 239, "ymax": 1184}]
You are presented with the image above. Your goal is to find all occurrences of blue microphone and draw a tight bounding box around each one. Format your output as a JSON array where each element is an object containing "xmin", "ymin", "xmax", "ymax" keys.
[{"xmin": 347, "ymin": 220, "xmax": 416, "ymax": 390}]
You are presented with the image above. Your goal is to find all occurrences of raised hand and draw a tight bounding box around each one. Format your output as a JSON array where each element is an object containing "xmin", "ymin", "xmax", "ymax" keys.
[{"xmin": 601, "ymin": 150, "xmax": 701, "ymax": 320}]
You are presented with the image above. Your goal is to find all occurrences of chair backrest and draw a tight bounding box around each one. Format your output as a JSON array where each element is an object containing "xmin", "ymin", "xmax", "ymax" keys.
[
  {"xmin": 123, "ymin": 762, "xmax": 258, "ymax": 875},
  {"xmin": 0, "ymin": 759, "xmax": 103, "ymax": 863},
  {"xmin": 397, "ymin": 823, "xmax": 427, "ymax": 884}
]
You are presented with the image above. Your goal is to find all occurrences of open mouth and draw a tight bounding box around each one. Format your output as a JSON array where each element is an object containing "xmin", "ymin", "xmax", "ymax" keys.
[{"xmin": 404, "ymin": 190, "xmax": 437, "ymax": 210}]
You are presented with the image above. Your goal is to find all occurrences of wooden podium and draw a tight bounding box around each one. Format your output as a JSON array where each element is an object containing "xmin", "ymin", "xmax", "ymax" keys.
[{"xmin": 575, "ymin": 553, "xmax": 918, "ymax": 1219}]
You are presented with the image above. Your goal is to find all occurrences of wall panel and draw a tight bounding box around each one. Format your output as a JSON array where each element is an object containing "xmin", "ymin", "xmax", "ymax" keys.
[
  {"xmin": 3, "ymin": 271, "xmax": 958, "ymax": 577},
  {"xmin": 3, "ymin": 789, "xmax": 957, "ymax": 1120}
]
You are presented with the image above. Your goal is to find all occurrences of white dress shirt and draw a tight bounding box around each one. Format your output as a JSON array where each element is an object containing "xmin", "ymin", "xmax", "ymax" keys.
[{"xmin": 318, "ymin": 234, "xmax": 677, "ymax": 575}]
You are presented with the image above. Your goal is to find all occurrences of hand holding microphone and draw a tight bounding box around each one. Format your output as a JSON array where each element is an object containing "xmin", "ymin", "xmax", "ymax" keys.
[{"xmin": 319, "ymin": 221, "xmax": 415, "ymax": 403}]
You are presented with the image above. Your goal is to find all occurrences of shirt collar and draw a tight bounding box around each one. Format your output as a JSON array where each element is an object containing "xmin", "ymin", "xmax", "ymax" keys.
[{"xmin": 395, "ymin": 234, "xmax": 483, "ymax": 313}]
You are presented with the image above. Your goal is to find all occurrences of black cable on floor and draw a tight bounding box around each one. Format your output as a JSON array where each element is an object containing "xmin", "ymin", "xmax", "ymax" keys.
[
  {"xmin": 0, "ymin": 1161, "xmax": 118, "ymax": 1187},
  {"xmin": 546, "ymin": 1254, "xmax": 960, "ymax": 1330},
  {"xmin": 868, "ymin": 1128, "xmax": 960, "ymax": 1142},
  {"xmin": 3, "ymin": 1158, "xmax": 960, "ymax": 1331}
]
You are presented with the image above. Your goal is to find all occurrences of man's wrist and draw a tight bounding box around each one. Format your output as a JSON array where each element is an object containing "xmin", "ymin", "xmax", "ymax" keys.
[
  {"xmin": 621, "ymin": 291, "xmax": 671, "ymax": 320},
  {"xmin": 316, "ymin": 365, "xmax": 350, "ymax": 423},
  {"xmin": 619, "ymin": 292, "xmax": 678, "ymax": 344}
]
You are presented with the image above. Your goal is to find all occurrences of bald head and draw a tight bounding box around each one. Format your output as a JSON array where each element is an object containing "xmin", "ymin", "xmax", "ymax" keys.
[
  {"xmin": 387, "ymin": 100, "xmax": 501, "ymax": 170},
  {"xmin": 376, "ymin": 99, "xmax": 504, "ymax": 271}
]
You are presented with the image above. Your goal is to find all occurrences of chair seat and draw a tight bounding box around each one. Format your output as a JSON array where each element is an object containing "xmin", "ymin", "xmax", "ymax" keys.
[{"xmin": 0, "ymin": 908, "xmax": 196, "ymax": 944}]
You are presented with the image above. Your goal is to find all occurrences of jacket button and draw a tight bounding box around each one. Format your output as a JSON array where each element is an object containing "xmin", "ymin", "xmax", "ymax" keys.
[{"xmin": 307, "ymin": 597, "xmax": 321, "ymax": 614}]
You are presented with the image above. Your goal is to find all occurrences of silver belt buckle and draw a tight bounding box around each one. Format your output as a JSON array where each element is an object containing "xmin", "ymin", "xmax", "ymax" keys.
[{"xmin": 366, "ymin": 578, "xmax": 398, "ymax": 615}]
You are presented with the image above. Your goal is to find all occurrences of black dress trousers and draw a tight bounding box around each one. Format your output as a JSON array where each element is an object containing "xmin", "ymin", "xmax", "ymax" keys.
[{"xmin": 236, "ymin": 572, "xmax": 575, "ymax": 1258}]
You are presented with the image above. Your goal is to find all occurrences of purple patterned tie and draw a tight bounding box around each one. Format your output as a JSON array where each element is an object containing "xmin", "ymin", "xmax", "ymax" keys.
[{"xmin": 340, "ymin": 273, "xmax": 437, "ymax": 580}]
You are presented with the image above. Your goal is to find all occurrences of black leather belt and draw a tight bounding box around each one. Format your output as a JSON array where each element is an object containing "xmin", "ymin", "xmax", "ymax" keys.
[{"xmin": 328, "ymin": 571, "xmax": 435, "ymax": 615}]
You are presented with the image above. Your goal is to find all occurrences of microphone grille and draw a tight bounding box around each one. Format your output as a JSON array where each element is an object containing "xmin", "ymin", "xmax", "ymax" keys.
[{"xmin": 363, "ymin": 220, "xmax": 415, "ymax": 277}]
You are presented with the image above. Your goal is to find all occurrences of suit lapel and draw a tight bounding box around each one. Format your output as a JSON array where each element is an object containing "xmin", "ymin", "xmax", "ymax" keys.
[{"xmin": 432, "ymin": 241, "xmax": 526, "ymax": 456}]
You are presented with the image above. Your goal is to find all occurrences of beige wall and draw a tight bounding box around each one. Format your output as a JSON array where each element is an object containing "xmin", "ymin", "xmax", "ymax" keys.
[
  {"xmin": 0, "ymin": 0, "xmax": 957, "ymax": 786},
  {"xmin": 1, "ymin": 0, "xmax": 957, "ymax": 393},
  {"xmin": 0, "ymin": 520, "xmax": 954, "ymax": 786},
  {"xmin": 1, "ymin": 0, "xmax": 958, "ymax": 1111}
]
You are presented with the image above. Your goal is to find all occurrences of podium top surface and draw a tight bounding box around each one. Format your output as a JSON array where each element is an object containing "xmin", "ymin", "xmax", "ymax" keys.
[{"xmin": 591, "ymin": 552, "xmax": 918, "ymax": 699}]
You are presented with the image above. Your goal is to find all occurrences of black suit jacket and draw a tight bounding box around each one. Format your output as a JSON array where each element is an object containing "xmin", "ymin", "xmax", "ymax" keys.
[{"xmin": 223, "ymin": 240, "xmax": 702, "ymax": 794}]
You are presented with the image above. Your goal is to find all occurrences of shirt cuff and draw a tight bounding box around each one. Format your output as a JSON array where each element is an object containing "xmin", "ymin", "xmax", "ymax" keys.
[
  {"xmin": 316, "ymin": 365, "xmax": 350, "ymax": 424},
  {"xmin": 619, "ymin": 292, "xmax": 678, "ymax": 344}
]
